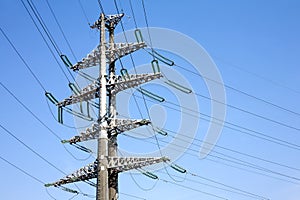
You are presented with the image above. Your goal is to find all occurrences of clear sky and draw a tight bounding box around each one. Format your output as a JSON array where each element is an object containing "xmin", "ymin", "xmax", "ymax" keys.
[{"xmin": 1, "ymin": 0, "xmax": 300, "ymax": 200}]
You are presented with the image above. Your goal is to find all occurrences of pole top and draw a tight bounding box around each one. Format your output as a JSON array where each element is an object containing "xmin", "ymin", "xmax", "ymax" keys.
[{"xmin": 90, "ymin": 13, "xmax": 124, "ymax": 30}]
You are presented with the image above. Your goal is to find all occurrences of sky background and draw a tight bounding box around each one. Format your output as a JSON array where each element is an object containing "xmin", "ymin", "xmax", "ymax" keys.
[{"xmin": 1, "ymin": 0, "xmax": 300, "ymax": 200}]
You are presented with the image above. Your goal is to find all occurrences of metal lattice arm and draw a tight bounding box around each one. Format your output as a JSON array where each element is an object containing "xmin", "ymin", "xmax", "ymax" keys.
[
  {"xmin": 45, "ymin": 156, "xmax": 169, "ymax": 187},
  {"xmin": 57, "ymin": 82, "xmax": 100, "ymax": 107},
  {"xmin": 62, "ymin": 119, "xmax": 151, "ymax": 144},
  {"xmin": 45, "ymin": 160, "xmax": 98, "ymax": 187},
  {"xmin": 70, "ymin": 42, "xmax": 146, "ymax": 71},
  {"xmin": 108, "ymin": 73, "xmax": 163, "ymax": 94},
  {"xmin": 108, "ymin": 157, "xmax": 170, "ymax": 172},
  {"xmin": 57, "ymin": 72, "xmax": 162, "ymax": 107}
]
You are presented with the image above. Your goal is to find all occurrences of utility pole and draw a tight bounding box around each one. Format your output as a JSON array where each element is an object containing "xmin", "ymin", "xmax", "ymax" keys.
[
  {"xmin": 45, "ymin": 11, "xmax": 169, "ymax": 200},
  {"xmin": 97, "ymin": 13, "xmax": 109, "ymax": 200},
  {"xmin": 107, "ymin": 13, "xmax": 118, "ymax": 200}
]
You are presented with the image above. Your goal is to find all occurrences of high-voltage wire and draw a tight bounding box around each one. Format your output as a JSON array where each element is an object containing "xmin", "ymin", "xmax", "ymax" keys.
[
  {"xmin": 0, "ymin": 123, "xmax": 94, "ymax": 195},
  {"xmin": 121, "ymin": 132, "xmax": 299, "ymax": 185},
  {"xmin": 0, "ymin": 27, "xmax": 46, "ymax": 91},
  {"xmin": 0, "ymin": 154, "xmax": 97, "ymax": 198},
  {"xmin": 128, "ymin": 1, "xmax": 300, "ymax": 119},
  {"xmin": 45, "ymin": 0, "xmax": 78, "ymax": 61},
  {"xmin": 122, "ymin": 90, "xmax": 300, "ymax": 151},
  {"xmin": 20, "ymin": 0, "xmax": 72, "ymax": 84},
  {"xmin": 175, "ymin": 63, "xmax": 300, "ymax": 117}
]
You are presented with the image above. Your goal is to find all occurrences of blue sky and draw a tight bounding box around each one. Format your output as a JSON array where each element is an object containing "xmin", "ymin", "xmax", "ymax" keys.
[{"xmin": 1, "ymin": 0, "xmax": 300, "ymax": 199}]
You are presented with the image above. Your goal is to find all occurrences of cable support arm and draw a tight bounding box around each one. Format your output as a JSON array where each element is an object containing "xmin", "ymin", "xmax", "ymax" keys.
[
  {"xmin": 61, "ymin": 118, "xmax": 151, "ymax": 144},
  {"xmin": 45, "ymin": 157, "xmax": 169, "ymax": 187}
]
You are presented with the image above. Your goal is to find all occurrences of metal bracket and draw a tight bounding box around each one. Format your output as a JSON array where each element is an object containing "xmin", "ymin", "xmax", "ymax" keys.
[
  {"xmin": 57, "ymin": 81, "xmax": 100, "ymax": 107},
  {"xmin": 62, "ymin": 118, "xmax": 151, "ymax": 144},
  {"xmin": 57, "ymin": 72, "xmax": 162, "ymax": 107},
  {"xmin": 70, "ymin": 42, "xmax": 146, "ymax": 71},
  {"xmin": 108, "ymin": 73, "xmax": 163, "ymax": 94},
  {"xmin": 45, "ymin": 156, "xmax": 169, "ymax": 187}
]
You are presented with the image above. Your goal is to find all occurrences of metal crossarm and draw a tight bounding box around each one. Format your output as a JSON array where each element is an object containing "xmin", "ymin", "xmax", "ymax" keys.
[
  {"xmin": 108, "ymin": 157, "xmax": 170, "ymax": 172},
  {"xmin": 70, "ymin": 42, "xmax": 146, "ymax": 71},
  {"xmin": 45, "ymin": 160, "xmax": 98, "ymax": 187},
  {"xmin": 57, "ymin": 72, "xmax": 162, "ymax": 107},
  {"xmin": 45, "ymin": 156, "xmax": 169, "ymax": 187},
  {"xmin": 62, "ymin": 119, "xmax": 151, "ymax": 144},
  {"xmin": 108, "ymin": 73, "xmax": 163, "ymax": 94},
  {"xmin": 57, "ymin": 81, "xmax": 100, "ymax": 107}
]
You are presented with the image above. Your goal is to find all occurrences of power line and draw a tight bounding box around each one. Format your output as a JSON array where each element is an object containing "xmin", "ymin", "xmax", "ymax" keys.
[
  {"xmin": 192, "ymin": 91, "xmax": 300, "ymax": 132},
  {"xmin": 213, "ymin": 55, "xmax": 300, "ymax": 95},
  {"xmin": 141, "ymin": 0, "xmax": 154, "ymax": 56},
  {"xmin": 97, "ymin": 0, "xmax": 105, "ymax": 14},
  {"xmin": 119, "ymin": 192, "xmax": 147, "ymax": 200},
  {"xmin": 121, "ymin": 125, "xmax": 300, "ymax": 183},
  {"xmin": 156, "ymin": 170, "xmax": 266, "ymax": 200},
  {"xmin": 141, "ymin": 46, "xmax": 300, "ymax": 131},
  {"xmin": 125, "ymin": 130, "xmax": 300, "ymax": 183},
  {"xmin": 159, "ymin": 177, "xmax": 228, "ymax": 200},
  {"xmin": 0, "ymin": 27, "xmax": 46, "ymax": 91},
  {"xmin": 174, "ymin": 63, "xmax": 300, "ymax": 117},
  {"xmin": 122, "ymin": 90, "xmax": 300, "ymax": 151},
  {"xmin": 0, "ymin": 123, "xmax": 66, "ymax": 174},
  {"xmin": 45, "ymin": 0, "xmax": 78, "ymax": 61},
  {"xmin": 77, "ymin": 0, "xmax": 91, "ymax": 26},
  {"xmin": 129, "ymin": 1, "xmax": 300, "ymax": 119},
  {"xmin": 0, "ymin": 155, "xmax": 45, "ymax": 185},
  {"xmin": 27, "ymin": 0, "xmax": 62, "ymax": 55},
  {"xmin": 0, "ymin": 82, "xmax": 60, "ymax": 140},
  {"xmin": 163, "ymin": 127, "xmax": 300, "ymax": 172},
  {"xmin": 187, "ymin": 171, "xmax": 268, "ymax": 200},
  {"xmin": 121, "ymin": 132, "xmax": 299, "ymax": 185},
  {"xmin": 20, "ymin": 0, "xmax": 72, "ymax": 84},
  {"xmin": 0, "ymin": 82, "xmax": 94, "ymax": 162},
  {"xmin": 0, "ymin": 119, "xmax": 95, "ymax": 191},
  {"xmin": 129, "ymin": 0, "xmax": 138, "ymax": 28},
  {"xmin": 0, "ymin": 155, "xmax": 93, "ymax": 198},
  {"xmin": 2, "ymin": 8, "xmax": 97, "ymax": 124}
]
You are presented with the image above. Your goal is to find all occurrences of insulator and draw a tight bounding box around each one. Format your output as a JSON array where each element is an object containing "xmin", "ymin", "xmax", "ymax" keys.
[
  {"xmin": 60, "ymin": 54, "xmax": 73, "ymax": 68},
  {"xmin": 151, "ymin": 50, "xmax": 174, "ymax": 66},
  {"xmin": 44, "ymin": 183, "xmax": 54, "ymax": 187},
  {"xmin": 134, "ymin": 29, "xmax": 144, "ymax": 43},
  {"xmin": 170, "ymin": 164, "xmax": 187, "ymax": 174},
  {"xmin": 120, "ymin": 68, "xmax": 130, "ymax": 80},
  {"xmin": 60, "ymin": 139, "xmax": 68, "ymax": 144},
  {"xmin": 155, "ymin": 128, "xmax": 168, "ymax": 136},
  {"xmin": 137, "ymin": 88, "xmax": 165, "ymax": 102},
  {"xmin": 79, "ymin": 101, "xmax": 83, "ymax": 113},
  {"xmin": 165, "ymin": 80, "xmax": 192, "ymax": 94},
  {"xmin": 58, "ymin": 106, "xmax": 63, "ymax": 124},
  {"xmin": 86, "ymin": 101, "xmax": 90, "ymax": 118},
  {"xmin": 151, "ymin": 59, "xmax": 160, "ymax": 73},
  {"xmin": 45, "ymin": 92, "xmax": 59, "ymax": 104},
  {"xmin": 60, "ymin": 186, "xmax": 79, "ymax": 194},
  {"xmin": 142, "ymin": 171, "xmax": 158, "ymax": 180},
  {"xmin": 71, "ymin": 143, "xmax": 92, "ymax": 153},
  {"xmin": 68, "ymin": 83, "xmax": 80, "ymax": 95}
]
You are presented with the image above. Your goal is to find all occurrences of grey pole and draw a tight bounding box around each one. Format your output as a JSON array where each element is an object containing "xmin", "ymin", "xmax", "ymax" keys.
[{"xmin": 96, "ymin": 13, "xmax": 109, "ymax": 200}]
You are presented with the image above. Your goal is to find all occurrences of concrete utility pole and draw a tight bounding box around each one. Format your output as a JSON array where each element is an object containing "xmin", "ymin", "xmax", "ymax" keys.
[
  {"xmin": 97, "ymin": 13, "xmax": 109, "ymax": 200},
  {"xmin": 45, "ymin": 11, "xmax": 169, "ymax": 200},
  {"xmin": 107, "ymin": 15, "xmax": 118, "ymax": 200}
]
